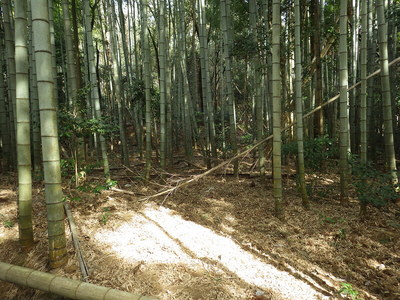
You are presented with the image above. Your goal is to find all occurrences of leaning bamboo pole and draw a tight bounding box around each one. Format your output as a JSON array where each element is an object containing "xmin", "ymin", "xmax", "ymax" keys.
[{"xmin": 0, "ymin": 261, "xmax": 157, "ymax": 300}]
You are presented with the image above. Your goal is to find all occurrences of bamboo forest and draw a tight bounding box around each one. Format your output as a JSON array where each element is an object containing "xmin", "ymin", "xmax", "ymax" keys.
[{"xmin": 0, "ymin": 0, "xmax": 399, "ymax": 299}]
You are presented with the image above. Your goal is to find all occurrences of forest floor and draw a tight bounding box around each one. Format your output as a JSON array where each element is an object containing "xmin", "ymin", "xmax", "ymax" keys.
[{"xmin": 0, "ymin": 157, "xmax": 399, "ymax": 300}]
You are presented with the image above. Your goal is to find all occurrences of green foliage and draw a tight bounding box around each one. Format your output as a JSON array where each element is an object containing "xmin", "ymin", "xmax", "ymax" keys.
[
  {"xmin": 3, "ymin": 220, "xmax": 14, "ymax": 228},
  {"xmin": 240, "ymin": 133, "xmax": 253, "ymax": 145},
  {"xmin": 283, "ymin": 136, "xmax": 338, "ymax": 170},
  {"xmin": 338, "ymin": 283, "xmax": 362, "ymax": 300},
  {"xmin": 61, "ymin": 159, "xmax": 75, "ymax": 176},
  {"xmin": 77, "ymin": 180, "xmax": 117, "ymax": 195},
  {"xmin": 64, "ymin": 195, "xmax": 82, "ymax": 203},
  {"xmin": 58, "ymin": 108, "xmax": 118, "ymax": 140},
  {"xmin": 350, "ymin": 159, "xmax": 398, "ymax": 208},
  {"xmin": 100, "ymin": 208, "xmax": 111, "ymax": 225},
  {"xmin": 320, "ymin": 214, "xmax": 345, "ymax": 224}
]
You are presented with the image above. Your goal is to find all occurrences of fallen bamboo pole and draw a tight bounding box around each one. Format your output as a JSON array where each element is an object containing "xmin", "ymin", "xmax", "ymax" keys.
[
  {"xmin": 141, "ymin": 56, "xmax": 400, "ymax": 201},
  {"xmin": 0, "ymin": 261, "xmax": 157, "ymax": 300},
  {"xmin": 64, "ymin": 202, "xmax": 90, "ymax": 281}
]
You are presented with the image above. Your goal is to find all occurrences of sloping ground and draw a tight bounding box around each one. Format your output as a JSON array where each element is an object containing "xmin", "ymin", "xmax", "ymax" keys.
[{"xmin": 0, "ymin": 164, "xmax": 399, "ymax": 300}]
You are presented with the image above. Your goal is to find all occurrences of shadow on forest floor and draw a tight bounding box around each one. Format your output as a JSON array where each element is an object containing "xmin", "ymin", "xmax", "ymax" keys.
[{"xmin": 0, "ymin": 162, "xmax": 399, "ymax": 300}]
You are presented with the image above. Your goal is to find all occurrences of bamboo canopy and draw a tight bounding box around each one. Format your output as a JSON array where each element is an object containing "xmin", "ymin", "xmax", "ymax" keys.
[{"xmin": 0, "ymin": 261, "xmax": 157, "ymax": 300}]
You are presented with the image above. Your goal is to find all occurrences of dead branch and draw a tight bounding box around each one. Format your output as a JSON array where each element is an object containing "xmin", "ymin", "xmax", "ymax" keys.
[{"xmin": 110, "ymin": 187, "xmax": 145, "ymax": 196}]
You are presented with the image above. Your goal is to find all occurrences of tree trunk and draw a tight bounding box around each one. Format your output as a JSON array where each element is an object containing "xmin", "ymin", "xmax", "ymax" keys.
[
  {"xmin": 83, "ymin": 0, "xmax": 111, "ymax": 180},
  {"xmin": 221, "ymin": 0, "xmax": 238, "ymax": 175},
  {"xmin": 0, "ymin": 29, "xmax": 10, "ymax": 171},
  {"xmin": 1, "ymin": 0, "xmax": 16, "ymax": 169},
  {"xmin": 339, "ymin": 0, "xmax": 350, "ymax": 202},
  {"xmin": 376, "ymin": 0, "xmax": 398, "ymax": 186},
  {"xmin": 294, "ymin": 0, "xmax": 309, "ymax": 209},
  {"xmin": 159, "ymin": 0, "xmax": 168, "ymax": 169},
  {"xmin": 140, "ymin": 0, "xmax": 153, "ymax": 179},
  {"xmin": 15, "ymin": 0, "xmax": 34, "ymax": 251},
  {"xmin": 31, "ymin": 0, "xmax": 68, "ymax": 268},
  {"xmin": 272, "ymin": 0, "xmax": 283, "ymax": 219}
]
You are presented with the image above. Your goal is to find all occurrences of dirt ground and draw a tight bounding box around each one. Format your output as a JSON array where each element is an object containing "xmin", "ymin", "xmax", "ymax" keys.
[{"xmin": 0, "ymin": 158, "xmax": 399, "ymax": 300}]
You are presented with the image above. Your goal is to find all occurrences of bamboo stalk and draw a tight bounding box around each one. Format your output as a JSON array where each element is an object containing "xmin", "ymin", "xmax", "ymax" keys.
[{"xmin": 0, "ymin": 261, "xmax": 157, "ymax": 300}]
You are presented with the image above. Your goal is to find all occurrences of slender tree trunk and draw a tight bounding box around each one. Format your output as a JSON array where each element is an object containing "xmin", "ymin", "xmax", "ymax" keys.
[
  {"xmin": 294, "ymin": 0, "xmax": 309, "ymax": 209},
  {"xmin": 359, "ymin": 0, "xmax": 368, "ymax": 217},
  {"xmin": 339, "ymin": 0, "xmax": 350, "ymax": 202},
  {"xmin": 48, "ymin": 0, "xmax": 58, "ymax": 106},
  {"xmin": 31, "ymin": 0, "xmax": 68, "ymax": 268},
  {"xmin": 360, "ymin": 0, "xmax": 368, "ymax": 164},
  {"xmin": 249, "ymin": 0, "xmax": 265, "ymax": 179},
  {"xmin": 376, "ymin": 0, "xmax": 398, "ymax": 186},
  {"xmin": 62, "ymin": 0, "xmax": 78, "ymax": 108},
  {"xmin": 71, "ymin": 0, "xmax": 82, "ymax": 90},
  {"xmin": 367, "ymin": 0, "xmax": 376, "ymax": 160},
  {"xmin": 140, "ymin": 0, "xmax": 152, "ymax": 178},
  {"xmin": 177, "ymin": 0, "xmax": 193, "ymax": 160},
  {"xmin": 198, "ymin": 0, "xmax": 217, "ymax": 164},
  {"xmin": 310, "ymin": 0, "xmax": 323, "ymax": 137},
  {"xmin": 272, "ymin": 0, "xmax": 283, "ymax": 219},
  {"xmin": 83, "ymin": 0, "xmax": 110, "ymax": 180},
  {"xmin": 159, "ymin": 0, "xmax": 167, "ymax": 169},
  {"xmin": 1, "ymin": 0, "xmax": 16, "ymax": 169},
  {"xmin": 0, "ymin": 29, "xmax": 10, "ymax": 171},
  {"xmin": 221, "ymin": 0, "xmax": 238, "ymax": 175},
  {"xmin": 15, "ymin": 0, "xmax": 34, "ymax": 251},
  {"xmin": 27, "ymin": 0, "xmax": 41, "ymax": 173},
  {"xmin": 108, "ymin": 0, "xmax": 129, "ymax": 165}
]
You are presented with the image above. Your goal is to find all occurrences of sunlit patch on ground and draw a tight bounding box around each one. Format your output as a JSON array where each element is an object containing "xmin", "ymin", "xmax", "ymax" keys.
[{"xmin": 95, "ymin": 203, "xmax": 331, "ymax": 299}]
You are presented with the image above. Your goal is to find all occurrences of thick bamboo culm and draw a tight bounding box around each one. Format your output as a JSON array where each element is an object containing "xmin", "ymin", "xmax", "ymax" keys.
[{"xmin": 0, "ymin": 261, "xmax": 157, "ymax": 300}]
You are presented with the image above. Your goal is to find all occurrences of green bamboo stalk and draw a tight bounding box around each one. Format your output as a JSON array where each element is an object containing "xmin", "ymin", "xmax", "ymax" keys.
[
  {"xmin": 108, "ymin": 0, "xmax": 129, "ymax": 166},
  {"xmin": 294, "ymin": 0, "xmax": 309, "ymax": 209},
  {"xmin": 339, "ymin": 0, "xmax": 350, "ymax": 202},
  {"xmin": 376, "ymin": 0, "xmax": 398, "ymax": 186},
  {"xmin": 272, "ymin": 0, "xmax": 283, "ymax": 219},
  {"xmin": 15, "ymin": 0, "xmax": 34, "ymax": 250},
  {"xmin": 221, "ymin": 0, "xmax": 238, "ymax": 175},
  {"xmin": 198, "ymin": 0, "xmax": 217, "ymax": 161},
  {"xmin": 1, "ymin": 0, "xmax": 16, "ymax": 169},
  {"xmin": 0, "ymin": 261, "xmax": 157, "ymax": 300},
  {"xmin": 0, "ymin": 29, "xmax": 11, "ymax": 171},
  {"xmin": 83, "ymin": 0, "xmax": 110, "ymax": 180},
  {"xmin": 27, "ymin": 0, "xmax": 42, "ymax": 174},
  {"xmin": 31, "ymin": 0, "xmax": 68, "ymax": 268},
  {"xmin": 159, "ymin": 0, "xmax": 167, "ymax": 169},
  {"xmin": 360, "ymin": 0, "xmax": 368, "ymax": 163},
  {"xmin": 62, "ymin": 0, "xmax": 78, "ymax": 108},
  {"xmin": 140, "ymin": 0, "xmax": 152, "ymax": 179}
]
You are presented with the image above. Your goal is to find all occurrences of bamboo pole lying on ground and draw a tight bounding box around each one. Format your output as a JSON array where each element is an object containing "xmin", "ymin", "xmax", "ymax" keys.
[
  {"xmin": 140, "ymin": 56, "xmax": 400, "ymax": 202},
  {"xmin": 0, "ymin": 261, "xmax": 157, "ymax": 300},
  {"xmin": 64, "ymin": 202, "xmax": 90, "ymax": 281}
]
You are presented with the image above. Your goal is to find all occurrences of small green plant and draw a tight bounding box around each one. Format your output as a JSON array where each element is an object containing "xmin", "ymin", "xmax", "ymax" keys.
[
  {"xmin": 337, "ymin": 228, "xmax": 346, "ymax": 239},
  {"xmin": 100, "ymin": 208, "xmax": 111, "ymax": 225},
  {"xmin": 3, "ymin": 220, "xmax": 14, "ymax": 228},
  {"xmin": 320, "ymin": 214, "xmax": 345, "ymax": 224},
  {"xmin": 350, "ymin": 159, "xmax": 398, "ymax": 208},
  {"xmin": 338, "ymin": 282, "xmax": 362, "ymax": 300},
  {"xmin": 283, "ymin": 136, "xmax": 338, "ymax": 170},
  {"xmin": 77, "ymin": 183, "xmax": 92, "ymax": 193},
  {"xmin": 100, "ymin": 212, "xmax": 110, "ymax": 225},
  {"xmin": 92, "ymin": 180, "xmax": 117, "ymax": 194}
]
